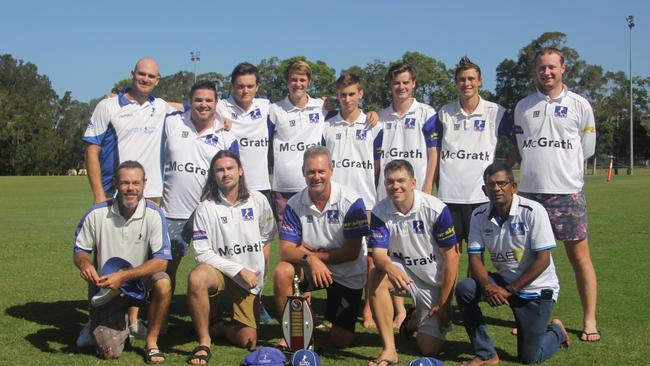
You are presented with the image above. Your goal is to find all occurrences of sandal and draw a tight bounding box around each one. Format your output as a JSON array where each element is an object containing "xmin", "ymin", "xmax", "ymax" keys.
[
  {"xmin": 187, "ymin": 345, "xmax": 211, "ymax": 365},
  {"xmin": 145, "ymin": 348, "xmax": 166, "ymax": 364},
  {"xmin": 580, "ymin": 330, "xmax": 601, "ymax": 342}
]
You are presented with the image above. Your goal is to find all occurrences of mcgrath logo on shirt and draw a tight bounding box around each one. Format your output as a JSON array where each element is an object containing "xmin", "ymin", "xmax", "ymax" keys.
[
  {"xmin": 356, "ymin": 129, "xmax": 367, "ymax": 140},
  {"xmin": 308, "ymin": 113, "xmax": 320, "ymax": 123},
  {"xmin": 181, "ymin": 131, "xmax": 189, "ymax": 138},
  {"xmin": 473, "ymin": 120, "xmax": 486, "ymax": 131},
  {"xmin": 412, "ymin": 220, "xmax": 424, "ymax": 234},
  {"xmin": 509, "ymin": 222, "xmax": 525, "ymax": 236},
  {"xmin": 250, "ymin": 108, "xmax": 262, "ymax": 119},
  {"xmin": 554, "ymin": 106, "xmax": 568, "ymax": 118},
  {"xmin": 205, "ymin": 134, "xmax": 220, "ymax": 146},
  {"xmin": 404, "ymin": 118, "xmax": 416, "ymax": 129},
  {"xmin": 289, "ymin": 120, "xmax": 296, "ymax": 127},
  {"xmin": 241, "ymin": 207, "xmax": 254, "ymax": 221},
  {"xmin": 533, "ymin": 111, "xmax": 540, "ymax": 118},
  {"xmin": 335, "ymin": 133, "xmax": 342, "ymax": 140},
  {"xmin": 326, "ymin": 210, "xmax": 339, "ymax": 224},
  {"xmin": 220, "ymin": 216, "xmax": 228, "ymax": 224}
]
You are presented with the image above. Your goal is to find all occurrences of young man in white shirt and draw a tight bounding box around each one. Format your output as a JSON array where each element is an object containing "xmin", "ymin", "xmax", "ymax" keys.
[
  {"xmin": 431, "ymin": 57, "xmax": 512, "ymax": 253},
  {"xmin": 368, "ymin": 160, "xmax": 459, "ymax": 366},
  {"xmin": 273, "ymin": 146, "xmax": 370, "ymax": 349},
  {"xmin": 186, "ymin": 150, "xmax": 276, "ymax": 364},
  {"xmin": 513, "ymin": 47, "xmax": 599, "ymax": 342},
  {"xmin": 456, "ymin": 162, "xmax": 569, "ymax": 365},
  {"xmin": 162, "ymin": 80, "xmax": 238, "ymax": 294}
]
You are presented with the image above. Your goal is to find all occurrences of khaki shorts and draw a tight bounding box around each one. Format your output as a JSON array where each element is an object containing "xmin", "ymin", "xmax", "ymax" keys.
[
  {"xmin": 90, "ymin": 271, "xmax": 169, "ymax": 358},
  {"xmin": 209, "ymin": 268, "xmax": 260, "ymax": 329}
]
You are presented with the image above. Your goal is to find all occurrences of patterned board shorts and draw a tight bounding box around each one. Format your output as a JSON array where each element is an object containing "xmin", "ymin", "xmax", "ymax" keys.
[{"xmin": 519, "ymin": 191, "xmax": 588, "ymax": 242}]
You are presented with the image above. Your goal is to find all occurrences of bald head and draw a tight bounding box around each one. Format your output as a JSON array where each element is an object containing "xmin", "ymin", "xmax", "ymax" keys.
[{"xmin": 130, "ymin": 57, "xmax": 161, "ymax": 97}]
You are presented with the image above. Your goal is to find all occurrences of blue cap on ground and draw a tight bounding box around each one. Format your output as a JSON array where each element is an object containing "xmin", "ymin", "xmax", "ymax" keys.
[
  {"xmin": 408, "ymin": 357, "xmax": 444, "ymax": 366},
  {"xmin": 292, "ymin": 349, "xmax": 320, "ymax": 366},
  {"xmin": 100, "ymin": 257, "xmax": 146, "ymax": 301},
  {"xmin": 242, "ymin": 347, "xmax": 286, "ymax": 366}
]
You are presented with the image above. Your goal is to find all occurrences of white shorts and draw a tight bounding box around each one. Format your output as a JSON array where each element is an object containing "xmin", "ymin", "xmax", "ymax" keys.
[{"xmin": 392, "ymin": 261, "xmax": 450, "ymax": 340}]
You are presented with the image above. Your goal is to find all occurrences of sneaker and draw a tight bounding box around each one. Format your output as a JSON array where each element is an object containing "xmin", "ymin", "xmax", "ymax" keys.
[
  {"xmin": 76, "ymin": 322, "xmax": 95, "ymax": 347},
  {"xmin": 129, "ymin": 319, "xmax": 147, "ymax": 339}
]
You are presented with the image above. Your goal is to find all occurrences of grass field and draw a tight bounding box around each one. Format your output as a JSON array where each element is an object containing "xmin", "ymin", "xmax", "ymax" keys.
[{"xmin": 1, "ymin": 170, "xmax": 649, "ymax": 365}]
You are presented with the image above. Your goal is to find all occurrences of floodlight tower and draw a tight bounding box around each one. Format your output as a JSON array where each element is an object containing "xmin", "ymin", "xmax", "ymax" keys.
[
  {"xmin": 626, "ymin": 16, "xmax": 634, "ymax": 175},
  {"xmin": 190, "ymin": 51, "xmax": 201, "ymax": 84}
]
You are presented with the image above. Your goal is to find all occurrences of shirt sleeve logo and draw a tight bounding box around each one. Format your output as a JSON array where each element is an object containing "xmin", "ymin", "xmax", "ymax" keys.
[
  {"xmin": 356, "ymin": 129, "xmax": 367, "ymax": 140},
  {"xmin": 404, "ymin": 118, "xmax": 416, "ymax": 129},
  {"xmin": 326, "ymin": 210, "xmax": 340, "ymax": 224},
  {"xmin": 554, "ymin": 106, "xmax": 568, "ymax": 118},
  {"xmin": 250, "ymin": 108, "xmax": 262, "ymax": 120},
  {"xmin": 412, "ymin": 220, "xmax": 424, "ymax": 234},
  {"xmin": 473, "ymin": 120, "xmax": 486, "ymax": 131},
  {"xmin": 308, "ymin": 113, "xmax": 320, "ymax": 123},
  {"xmin": 241, "ymin": 207, "xmax": 254, "ymax": 221}
]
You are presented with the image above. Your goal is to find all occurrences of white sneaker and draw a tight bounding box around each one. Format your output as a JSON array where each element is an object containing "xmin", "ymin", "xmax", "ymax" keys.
[
  {"xmin": 129, "ymin": 319, "xmax": 147, "ymax": 339},
  {"xmin": 76, "ymin": 322, "xmax": 95, "ymax": 347}
]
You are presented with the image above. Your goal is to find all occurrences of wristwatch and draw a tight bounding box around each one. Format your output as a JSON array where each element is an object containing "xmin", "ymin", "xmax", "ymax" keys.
[
  {"xmin": 505, "ymin": 284, "xmax": 515, "ymax": 294},
  {"xmin": 300, "ymin": 254, "xmax": 310, "ymax": 265}
]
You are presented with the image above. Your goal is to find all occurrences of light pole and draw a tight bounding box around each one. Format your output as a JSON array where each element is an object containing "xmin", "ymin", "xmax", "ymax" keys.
[
  {"xmin": 626, "ymin": 16, "xmax": 634, "ymax": 175},
  {"xmin": 190, "ymin": 51, "xmax": 201, "ymax": 84}
]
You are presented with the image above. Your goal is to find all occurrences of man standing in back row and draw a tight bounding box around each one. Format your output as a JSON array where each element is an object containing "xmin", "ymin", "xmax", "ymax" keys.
[{"xmin": 513, "ymin": 47, "xmax": 599, "ymax": 342}]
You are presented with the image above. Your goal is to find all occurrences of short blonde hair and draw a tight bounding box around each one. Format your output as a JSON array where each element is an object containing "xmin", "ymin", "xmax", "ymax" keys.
[{"xmin": 285, "ymin": 60, "xmax": 312, "ymax": 81}]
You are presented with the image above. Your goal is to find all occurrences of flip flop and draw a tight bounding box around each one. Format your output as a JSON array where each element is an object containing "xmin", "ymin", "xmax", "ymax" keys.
[
  {"xmin": 187, "ymin": 345, "xmax": 211, "ymax": 365},
  {"xmin": 145, "ymin": 348, "xmax": 166, "ymax": 364},
  {"xmin": 369, "ymin": 358, "xmax": 398, "ymax": 366},
  {"xmin": 580, "ymin": 330, "xmax": 601, "ymax": 342}
]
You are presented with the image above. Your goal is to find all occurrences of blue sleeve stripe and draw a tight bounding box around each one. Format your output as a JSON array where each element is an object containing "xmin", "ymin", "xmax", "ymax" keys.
[
  {"xmin": 343, "ymin": 198, "xmax": 369, "ymax": 238},
  {"xmin": 82, "ymin": 135, "xmax": 101, "ymax": 145},
  {"xmin": 229, "ymin": 140, "xmax": 240, "ymax": 156},
  {"xmin": 368, "ymin": 213, "xmax": 390, "ymax": 249},
  {"xmin": 373, "ymin": 129, "xmax": 383, "ymax": 161},
  {"xmin": 467, "ymin": 249, "xmax": 484, "ymax": 254},
  {"xmin": 74, "ymin": 246, "xmax": 92, "ymax": 254},
  {"xmin": 497, "ymin": 112, "xmax": 513, "ymax": 136},
  {"xmin": 531, "ymin": 244, "xmax": 556, "ymax": 252},
  {"xmin": 432, "ymin": 206, "xmax": 458, "ymax": 247},
  {"xmin": 422, "ymin": 115, "xmax": 438, "ymax": 148},
  {"xmin": 280, "ymin": 204, "xmax": 302, "ymax": 244},
  {"xmin": 192, "ymin": 235, "xmax": 208, "ymax": 241}
]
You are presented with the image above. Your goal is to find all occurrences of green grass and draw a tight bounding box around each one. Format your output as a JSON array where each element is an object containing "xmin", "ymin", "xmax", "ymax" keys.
[{"xmin": 1, "ymin": 170, "xmax": 649, "ymax": 365}]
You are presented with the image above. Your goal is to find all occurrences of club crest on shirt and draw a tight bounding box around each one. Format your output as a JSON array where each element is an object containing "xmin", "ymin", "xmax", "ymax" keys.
[
  {"xmin": 309, "ymin": 113, "xmax": 320, "ymax": 123},
  {"xmin": 509, "ymin": 222, "xmax": 525, "ymax": 236},
  {"xmin": 335, "ymin": 133, "xmax": 342, "ymax": 140},
  {"xmin": 554, "ymin": 106, "xmax": 568, "ymax": 118},
  {"xmin": 220, "ymin": 216, "xmax": 228, "ymax": 224},
  {"xmin": 205, "ymin": 134, "xmax": 219, "ymax": 146},
  {"xmin": 250, "ymin": 108, "xmax": 262, "ymax": 119},
  {"xmin": 404, "ymin": 118, "xmax": 416, "ymax": 129},
  {"xmin": 181, "ymin": 131, "xmax": 189, "ymax": 138},
  {"xmin": 473, "ymin": 120, "xmax": 486, "ymax": 131},
  {"xmin": 356, "ymin": 129, "xmax": 367, "ymax": 140},
  {"xmin": 289, "ymin": 120, "xmax": 296, "ymax": 127},
  {"xmin": 306, "ymin": 215, "xmax": 314, "ymax": 223},
  {"xmin": 532, "ymin": 110, "xmax": 540, "ymax": 118},
  {"xmin": 412, "ymin": 220, "xmax": 425, "ymax": 234},
  {"xmin": 86, "ymin": 120, "xmax": 94, "ymax": 129},
  {"xmin": 453, "ymin": 122, "xmax": 462, "ymax": 131},
  {"xmin": 326, "ymin": 210, "xmax": 339, "ymax": 224},
  {"xmin": 385, "ymin": 122, "xmax": 392, "ymax": 129},
  {"xmin": 241, "ymin": 208, "xmax": 254, "ymax": 221},
  {"xmin": 231, "ymin": 112, "xmax": 238, "ymax": 120}
]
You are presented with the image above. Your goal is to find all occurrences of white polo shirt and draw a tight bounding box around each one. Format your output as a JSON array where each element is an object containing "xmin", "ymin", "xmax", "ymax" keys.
[
  {"xmin": 433, "ymin": 98, "xmax": 512, "ymax": 204},
  {"xmin": 192, "ymin": 191, "xmax": 277, "ymax": 295},
  {"xmin": 514, "ymin": 87, "xmax": 596, "ymax": 194},
  {"xmin": 83, "ymin": 89, "xmax": 174, "ymax": 198},
  {"xmin": 161, "ymin": 110, "xmax": 239, "ymax": 219},
  {"xmin": 377, "ymin": 99, "xmax": 436, "ymax": 199},
  {"xmin": 74, "ymin": 198, "xmax": 172, "ymax": 274},
  {"xmin": 216, "ymin": 96, "xmax": 271, "ymax": 191},
  {"xmin": 269, "ymin": 96, "xmax": 326, "ymax": 193},
  {"xmin": 468, "ymin": 194, "xmax": 560, "ymax": 301},
  {"xmin": 368, "ymin": 190, "xmax": 457, "ymax": 287},
  {"xmin": 323, "ymin": 111, "xmax": 382, "ymax": 208},
  {"xmin": 280, "ymin": 182, "xmax": 370, "ymax": 289}
]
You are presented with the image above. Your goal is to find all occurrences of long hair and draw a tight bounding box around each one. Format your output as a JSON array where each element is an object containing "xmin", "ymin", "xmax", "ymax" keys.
[{"xmin": 200, "ymin": 150, "xmax": 250, "ymax": 203}]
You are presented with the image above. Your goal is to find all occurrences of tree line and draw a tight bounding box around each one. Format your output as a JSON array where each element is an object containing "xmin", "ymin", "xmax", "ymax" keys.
[{"xmin": 1, "ymin": 32, "xmax": 648, "ymax": 176}]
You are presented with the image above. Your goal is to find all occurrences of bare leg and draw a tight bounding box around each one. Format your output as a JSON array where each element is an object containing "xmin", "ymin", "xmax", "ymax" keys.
[
  {"xmin": 368, "ymin": 267, "xmax": 398, "ymax": 366},
  {"xmin": 213, "ymin": 321, "xmax": 257, "ymax": 349},
  {"xmin": 564, "ymin": 239, "xmax": 599, "ymax": 340},
  {"xmin": 187, "ymin": 264, "xmax": 219, "ymax": 354},
  {"xmin": 145, "ymin": 276, "xmax": 171, "ymax": 363},
  {"xmin": 273, "ymin": 261, "xmax": 297, "ymax": 348},
  {"xmin": 363, "ymin": 256, "xmax": 376, "ymax": 328},
  {"xmin": 392, "ymin": 295, "xmax": 406, "ymax": 329},
  {"xmin": 416, "ymin": 332, "xmax": 443, "ymax": 357}
]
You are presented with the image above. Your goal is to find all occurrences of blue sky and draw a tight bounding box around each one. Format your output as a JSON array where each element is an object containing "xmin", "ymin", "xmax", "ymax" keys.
[{"xmin": 1, "ymin": 0, "xmax": 647, "ymax": 102}]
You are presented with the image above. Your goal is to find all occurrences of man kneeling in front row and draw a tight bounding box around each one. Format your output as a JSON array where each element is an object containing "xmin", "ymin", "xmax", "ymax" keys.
[
  {"xmin": 456, "ymin": 162, "xmax": 569, "ymax": 366},
  {"xmin": 73, "ymin": 161, "xmax": 172, "ymax": 363},
  {"xmin": 368, "ymin": 159, "xmax": 460, "ymax": 366}
]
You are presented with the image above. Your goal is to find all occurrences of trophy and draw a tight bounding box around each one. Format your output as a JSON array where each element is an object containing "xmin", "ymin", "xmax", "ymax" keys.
[{"xmin": 281, "ymin": 275, "xmax": 314, "ymax": 352}]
